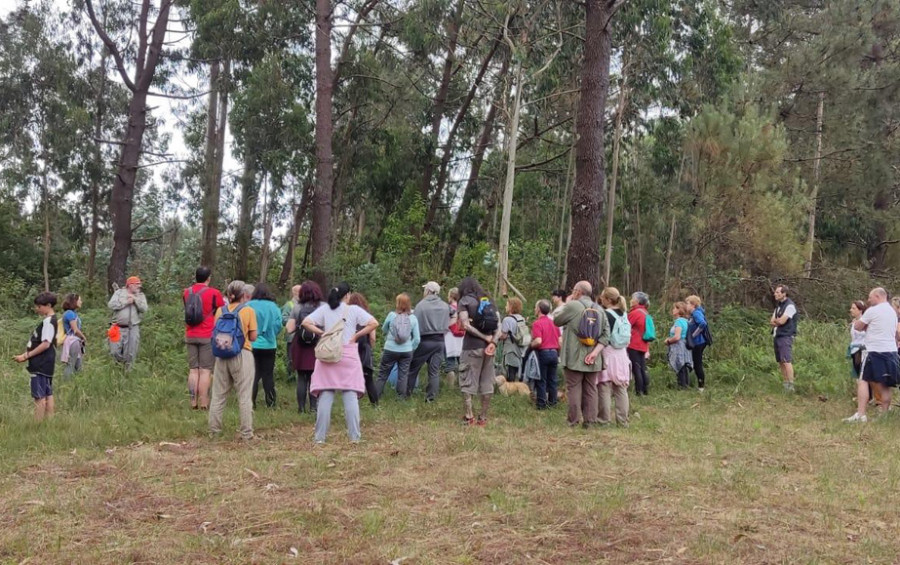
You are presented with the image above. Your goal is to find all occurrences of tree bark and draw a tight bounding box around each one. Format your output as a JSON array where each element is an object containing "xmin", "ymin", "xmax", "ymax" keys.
[
  {"xmin": 87, "ymin": 41, "xmax": 109, "ymax": 285},
  {"xmin": 603, "ymin": 77, "xmax": 627, "ymax": 286},
  {"xmin": 311, "ymin": 0, "xmax": 335, "ymax": 286},
  {"xmin": 565, "ymin": 0, "xmax": 619, "ymax": 291},
  {"xmin": 235, "ymin": 160, "xmax": 258, "ymax": 281},
  {"xmin": 259, "ymin": 174, "xmax": 279, "ymax": 282},
  {"xmin": 41, "ymin": 167, "xmax": 51, "ymax": 292},
  {"xmin": 201, "ymin": 59, "xmax": 229, "ymax": 271},
  {"xmin": 803, "ymin": 91, "xmax": 824, "ymax": 278},
  {"xmin": 663, "ymin": 212, "xmax": 676, "ymax": 296},
  {"xmin": 497, "ymin": 61, "xmax": 524, "ymax": 297},
  {"xmin": 278, "ymin": 182, "xmax": 313, "ymax": 290}
]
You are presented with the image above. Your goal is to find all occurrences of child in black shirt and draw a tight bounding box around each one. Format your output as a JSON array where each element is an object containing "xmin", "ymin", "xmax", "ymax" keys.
[{"xmin": 13, "ymin": 292, "xmax": 58, "ymax": 421}]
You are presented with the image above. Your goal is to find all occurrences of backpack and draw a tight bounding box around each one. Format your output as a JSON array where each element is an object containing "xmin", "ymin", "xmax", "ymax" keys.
[
  {"xmin": 576, "ymin": 302, "xmax": 604, "ymax": 347},
  {"xmin": 315, "ymin": 314, "xmax": 345, "ymax": 363},
  {"xmin": 184, "ymin": 287, "xmax": 209, "ymax": 326},
  {"xmin": 607, "ymin": 309, "xmax": 631, "ymax": 349},
  {"xmin": 56, "ymin": 316, "xmax": 67, "ymax": 347},
  {"xmin": 390, "ymin": 313, "xmax": 413, "ymax": 344},
  {"xmin": 212, "ymin": 304, "xmax": 246, "ymax": 359},
  {"xmin": 642, "ymin": 312, "xmax": 657, "ymax": 342},
  {"xmin": 293, "ymin": 302, "xmax": 320, "ymax": 346},
  {"xmin": 472, "ymin": 297, "xmax": 499, "ymax": 334},
  {"xmin": 512, "ymin": 314, "xmax": 531, "ymax": 348}
]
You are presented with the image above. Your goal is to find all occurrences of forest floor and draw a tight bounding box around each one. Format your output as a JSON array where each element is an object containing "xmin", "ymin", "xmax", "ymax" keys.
[{"xmin": 2, "ymin": 385, "xmax": 900, "ymax": 564}]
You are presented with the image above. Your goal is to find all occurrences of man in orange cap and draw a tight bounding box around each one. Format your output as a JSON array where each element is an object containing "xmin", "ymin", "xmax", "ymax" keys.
[{"xmin": 108, "ymin": 275, "xmax": 148, "ymax": 368}]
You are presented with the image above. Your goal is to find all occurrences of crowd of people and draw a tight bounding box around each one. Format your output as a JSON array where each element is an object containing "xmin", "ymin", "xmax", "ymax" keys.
[{"xmin": 10, "ymin": 269, "xmax": 900, "ymax": 439}]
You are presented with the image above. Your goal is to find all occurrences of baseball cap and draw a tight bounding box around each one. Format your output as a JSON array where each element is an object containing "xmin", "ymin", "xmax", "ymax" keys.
[
  {"xmin": 423, "ymin": 281, "xmax": 441, "ymax": 294},
  {"xmin": 126, "ymin": 276, "xmax": 142, "ymax": 286}
]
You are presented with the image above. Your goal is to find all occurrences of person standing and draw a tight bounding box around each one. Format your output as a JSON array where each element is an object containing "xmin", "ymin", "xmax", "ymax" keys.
[
  {"xmin": 407, "ymin": 281, "xmax": 450, "ymax": 401},
  {"xmin": 444, "ymin": 287, "xmax": 464, "ymax": 380},
  {"xmin": 348, "ymin": 292, "xmax": 378, "ymax": 405},
  {"xmin": 598, "ymin": 287, "xmax": 630, "ymax": 426},
  {"xmin": 665, "ymin": 302, "xmax": 693, "ymax": 389},
  {"xmin": 627, "ymin": 292, "xmax": 652, "ymax": 396},
  {"xmin": 770, "ymin": 285, "xmax": 797, "ymax": 392},
  {"xmin": 60, "ymin": 293, "xmax": 87, "ymax": 379},
  {"xmin": 301, "ymin": 282, "xmax": 378, "ymax": 443},
  {"xmin": 498, "ymin": 297, "xmax": 528, "ymax": 382},
  {"xmin": 457, "ymin": 277, "xmax": 501, "ymax": 426},
  {"xmin": 282, "ymin": 284, "xmax": 302, "ymax": 382},
  {"xmin": 553, "ymin": 281, "xmax": 609, "ymax": 427},
  {"xmin": 685, "ymin": 295, "xmax": 709, "ymax": 392},
  {"xmin": 248, "ymin": 283, "xmax": 283, "ymax": 409},
  {"xmin": 209, "ymin": 281, "xmax": 258, "ymax": 440},
  {"xmin": 183, "ymin": 267, "xmax": 224, "ymax": 409},
  {"xmin": 108, "ymin": 276, "xmax": 148, "ymax": 368},
  {"xmin": 530, "ymin": 299, "xmax": 559, "ymax": 410},
  {"xmin": 845, "ymin": 288, "xmax": 900, "ymax": 421},
  {"xmin": 374, "ymin": 293, "xmax": 421, "ymax": 401},
  {"xmin": 13, "ymin": 292, "xmax": 58, "ymax": 421},
  {"xmin": 286, "ymin": 281, "xmax": 325, "ymax": 413}
]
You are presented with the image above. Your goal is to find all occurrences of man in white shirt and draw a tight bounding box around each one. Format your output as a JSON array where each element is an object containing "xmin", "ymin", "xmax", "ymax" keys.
[{"xmin": 848, "ymin": 287, "xmax": 900, "ymax": 419}]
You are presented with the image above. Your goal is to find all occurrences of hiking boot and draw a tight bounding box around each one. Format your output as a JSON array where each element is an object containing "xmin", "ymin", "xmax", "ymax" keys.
[
  {"xmin": 843, "ymin": 413, "xmax": 867, "ymax": 423},
  {"xmin": 462, "ymin": 416, "xmax": 475, "ymax": 426},
  {"xmin": 783, "ymin": 382, "xmax": 795, "ymax": 393}
]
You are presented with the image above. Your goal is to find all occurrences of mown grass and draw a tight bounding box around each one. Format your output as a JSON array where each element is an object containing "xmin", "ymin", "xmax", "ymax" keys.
[{"xmin": 2, "ymin": 303, "xmax": 899, "ymax": 563}]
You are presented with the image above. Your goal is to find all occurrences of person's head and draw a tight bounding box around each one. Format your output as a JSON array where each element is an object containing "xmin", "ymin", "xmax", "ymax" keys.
[
  {"xmin": 599, "ymin": 287, "xmax": 627, "ymax": 310},
  {"xmin": 327, "ymin": 282, "xmax": 352, "ymax": 310},
  {"xmin": 685, "ymin": 295, "xmax": 702, "ymax": 313},
  {"xmin": 630, "ymin": 291, "xmax": 649, "ymax": 308},
  {"xmin": 850, "ymin": 300, "xmax": 867, "ymax": 319},
  {"xmin": 126, "ymin": 276, "xmax": 142, "ymax": 293},
  {"xmin": 891, "ymin": 296, "xmax": 900, "ymax": 315},
  {"xmin": 458, "ymin": 277, "xmax": 487, "ymax": 299},
  {"xmin": 62, "ymin": 293, "xmax": 82, "ymax": 311},
  {"xmin": 536, "ymin": 299, "xmax": 551, "ymax": 316},
  {"xmin": 195, "ymin": 266, "xmax": 212, "ymax": 284},
  {"xmin": 291, "ymin": 284, "xmax": 302, "ymax": 301},
  {"xmin": 252, "ymin": 282, "xmax": 276, "ymax": 302},
  {"xmin": 242, "ymin": 284, "xmax": 255, "ymax": 303},
  {"xmin": 506, "ymin": 297, "xmax": 522, "ymax": 315},
  {"xmin": 347, "ymin": 292, "xmax": 370, "ymax": 312},
  {"xmin": 571, "ymin": 281, "xmax": 593, "ymax": 300},
  {"xmin": 299, "ymin": 280, "xmax": 324, "ymax": 304},
  {"xmin": 423, "ymin": 281, "xmax": 441, "ymax": 297},
  {"xmin": 773, "ymin": 285, "xmax": 789, "ymax": 303},
  {"xmin": 551, "ymin": 289, "xmax": 568, "ymax": 306},
  {"xmin": 395, "ymin": 293, "xmax": 412, "ymax": 314},
  {"xmin": 34, "ymin": 291, "xmax": 57, "ymax": 315},
  {"xmin": 226, "ymin": 280, "xmax": 246, "ymax": 303},
  {"xmin": 868, "ymin": 287, "xmax": 888, "ymax": 306},
  {"xmin": 672, "ymin": 301, "xmax": 688, "ymax": 318},
  {"xmin": 448, "ymin": 287, "xmax": 460, "ymax": 303}
]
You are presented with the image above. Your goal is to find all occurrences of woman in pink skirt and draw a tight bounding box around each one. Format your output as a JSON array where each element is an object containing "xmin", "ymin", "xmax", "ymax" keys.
[
  {"xmin": 301, "ymin": 282, "xmax": 378, "ymax": 443},
  {"xmin": 596, "ymin": 287, "xmax": 631, "ymax": 426}
]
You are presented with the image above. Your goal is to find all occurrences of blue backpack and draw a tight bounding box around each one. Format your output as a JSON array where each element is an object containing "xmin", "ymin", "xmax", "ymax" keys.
[{"xmin": 212, "ymin": 304, "xmax": 246, "ymax": 359}]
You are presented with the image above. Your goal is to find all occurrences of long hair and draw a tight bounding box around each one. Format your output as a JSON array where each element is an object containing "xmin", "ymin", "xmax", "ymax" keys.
[
  {"xmin": 395, "ymin": 293, "xmax": 412, "ymax": 314},
  {"xmin": 458, "ymin": 277, "xmax": 487, "ymax": 299},
  {"xmin": 600, "ymin": 287, "xmax": 627, "ymax": 311},
  {"xmin": 348, "ymin": 292, "xmax": 370, "ymax": 312},
  {"xmin": 327, "ymin": 282, "xmax": 351, "ymax": 310}
]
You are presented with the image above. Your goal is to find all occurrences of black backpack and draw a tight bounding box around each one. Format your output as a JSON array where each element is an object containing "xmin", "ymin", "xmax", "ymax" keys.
[
  {"xmin": 184, "ymin": 287, "xmax": 209, "ymax": 326},
  {"xmin": 293, "ymin": 302, "xmax": 320, "ymax": 346},
  {"xmin": 472, "ymin": 296, "xmax": 499, "ymax": 334}
]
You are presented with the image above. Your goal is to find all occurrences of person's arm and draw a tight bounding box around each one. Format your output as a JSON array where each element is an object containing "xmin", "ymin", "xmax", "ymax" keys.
[
  {"xmin": 458, "ymin": 309, "xmax": 493, "ymax": 343},
  {"xmin": 273, "ymin": 308, "xmax": 283, "ymax": 337},
  {"xmin": 598, "ymin": 310, "xmax": 610, "ymax": 346},
  {"xmin": 530, "ymin": 322, "xmax": 543, "ymax": 348},
  {"xmin": 301, "ymin": 308, "xmax": 326, "ymax": 336},
  {"xmin": 382, "ymin": 312, "xmax": 394, "ymax": 334},
  {"xmin": 585, "ymin": 342, "xmax": 604, "ymax": 365},
  {"xmin": 352, "ymin": 313, "xmax": 378, "ymax": 343},
  {"xmin": 70, "ymin": 317, "xmax": 87, "ymax": 343},
  {"xmin": 108, "ymin": 290, "xmax": 126, "ymax": 311},
  {"xmin": 692, "ymin": 311, "xmax": 706, "ymax": 336},
  {"xmin": 666, "ymin": 324, "xmax": 683, "ymax": 345},
  {"xmin": 14, "ymin": 340, "xmax": 51, "ymax": 363},
  {"xmin": 411, "ymin": 316, "xmax": 421, "ymax": 350},
  {"xmin": 553, "ymin": 301, "xmax": 579, "ymax": 327},
  {"xmin": 134, "ymin": 292, "xmax": 149, "ymax": 313},
  {"xmin": 286, "ymin": 318, "xmax": 297, "ymax": 334}
]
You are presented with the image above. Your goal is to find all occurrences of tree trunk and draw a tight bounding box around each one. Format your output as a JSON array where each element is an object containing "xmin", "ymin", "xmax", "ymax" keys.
[
  {"xmin": 497, "ymin": 61, "xmax": 524, "ymax": 297},
  {"xmin": 803, "ymin": 91, "xmax": 824, "ymax": 278},
  {"xmin": 603, "ymin": 76, "xmax": 627, "ymax": 286},
  {"xmin": 235, "ymin": 160, "xmax": 258, "ymax": 281},
  {"xmin": 87, "ymin": 44, "xmax": 109, "ymax": 285},
  {"xmin": 201, "ymin": 59, "xmax": 229, "ymax": 271},
  {"xmin": 635, "ymin": 201, "xmax": 643, "ymax": 290},
  {"xmin": 259, "ymin": 174, "xmax": 278, "ymax": 282},
  {"xmin": 278, "ymin": 182, "xmax": 313, "ymax": 290},
  {"xmin": 557, "ymin": 135, "xmax": 576, "ymax": 286},
  {"xmin": 565, "ymin": 0, "xmax": 618, "ymax": 291},
  {"xmin": 869, "ymin": 191, "xmax": 891, "ymax": 273},
  {"xmin": 663, "ymin": 212, "xmax": 676, "ymax": 297},
  {"xmin": 41, "ymin": 168, "xmax": 51, "ymax": 292},
  {"xmin": 311, "ymin": 0, "xmax": 335, "ymax": 286}
]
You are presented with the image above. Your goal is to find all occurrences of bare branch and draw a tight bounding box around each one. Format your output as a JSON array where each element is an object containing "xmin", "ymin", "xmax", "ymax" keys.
[{"xmin": 84, "ymin": 0, "xmax": 136, "ymax": 91}]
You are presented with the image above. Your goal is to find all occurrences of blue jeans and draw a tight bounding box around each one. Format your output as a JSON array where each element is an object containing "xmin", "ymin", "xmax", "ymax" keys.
[{"xmin": 535, "ymin": 349, "xmax": 559, "ymax": 409}]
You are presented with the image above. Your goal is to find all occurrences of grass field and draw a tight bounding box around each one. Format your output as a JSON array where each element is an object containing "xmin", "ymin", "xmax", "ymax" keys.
[{"xmin": 2, "ymin": 304, "xmax": 899, "ymax": 564}]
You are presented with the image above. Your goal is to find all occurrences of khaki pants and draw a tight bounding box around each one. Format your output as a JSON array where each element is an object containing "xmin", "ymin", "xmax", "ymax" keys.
[
  {"xmin": 564, "ymin": 369, "xmax": 599, "ymax": 426},
  {"xmin": 598, "ymin": 381, "xmax": 629, "ymax": 426},
  {"xmin": 208, "ymin": 350, "xmax": 255, "ymax": 439},
  {"xmin": 459, "ymin": 348, "xmax": 495, "ymax": 396}
]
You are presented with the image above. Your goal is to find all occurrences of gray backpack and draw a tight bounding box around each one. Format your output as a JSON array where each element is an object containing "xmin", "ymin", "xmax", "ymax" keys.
[{"xmin": 390, "ymin": 313, "xmax": 413, "ymax": 344}]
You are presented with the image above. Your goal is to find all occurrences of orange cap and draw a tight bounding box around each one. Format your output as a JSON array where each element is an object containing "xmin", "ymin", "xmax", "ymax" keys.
[{"xmin": 126, "ymin": 276, "xmax": 142, "ymax": 286}]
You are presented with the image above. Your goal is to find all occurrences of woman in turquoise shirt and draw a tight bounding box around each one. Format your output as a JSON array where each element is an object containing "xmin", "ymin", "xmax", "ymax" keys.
[
  {"xmin": 373, "ymin": 293, "xmax": 421, "ymax": 402},
  {"xmin": 248, "ymin": 283, "xmax": 283, "ymax": 408}
]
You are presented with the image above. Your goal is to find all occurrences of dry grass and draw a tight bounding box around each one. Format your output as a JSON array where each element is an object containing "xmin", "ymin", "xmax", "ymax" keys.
[{"xmin": 2, "ymin": 392, "xmax": 900, "ymax": 564}]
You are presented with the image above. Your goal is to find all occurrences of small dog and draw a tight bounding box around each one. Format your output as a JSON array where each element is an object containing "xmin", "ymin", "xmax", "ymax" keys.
[
  {"xmin": 494, "ymin": 375, "xmax": 531, "ymax": 397},
  {"xmin": 557, "ymin": 389, "xmax": 567, "ymax": 403}
]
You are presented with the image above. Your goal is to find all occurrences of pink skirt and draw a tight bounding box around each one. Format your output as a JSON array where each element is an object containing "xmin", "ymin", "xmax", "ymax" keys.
[
  {"xmin": 310, "ymin": 344, "xmax": 365, "ymax": 398},
  {"xmin": 600, "ymin": 345, "xmax": 631, "ymax": 385}
]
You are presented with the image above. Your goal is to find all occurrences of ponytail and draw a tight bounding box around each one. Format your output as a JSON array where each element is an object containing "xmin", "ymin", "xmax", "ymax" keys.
[{"xmin": 328, "ymin": 281, "xmax": 351, "ymax": 310}]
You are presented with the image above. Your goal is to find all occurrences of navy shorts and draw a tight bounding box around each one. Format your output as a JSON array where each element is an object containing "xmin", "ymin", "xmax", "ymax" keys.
[
  {"xmin": 862, "ymin": 351, "xmax": 900, "ymax": 387},
  {"xmin": 774, "ymin": 336, "xmax": 794, "ymax": 363},
  {"xmin": 30, "ymin": 374, "xmax": 53, "ymax": 400}
]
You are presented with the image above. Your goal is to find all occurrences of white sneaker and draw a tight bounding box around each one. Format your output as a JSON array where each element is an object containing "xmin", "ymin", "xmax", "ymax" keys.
[
  {"xmin": 698, "ymin": 387, "xmax": 705, "ymax": 393},
  {"xmin": 843, "ymin": 413, "xmax": 867, "ymax": 423}
]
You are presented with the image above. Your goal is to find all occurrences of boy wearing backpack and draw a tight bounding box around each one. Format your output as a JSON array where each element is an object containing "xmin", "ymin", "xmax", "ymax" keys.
[
  {"xmin": 183, "ymin": 266, "xmax": 224, "ymax": 410},
  {"xmin": 13, "ymin": 292, "xmax": 58, "ymax": 421},
  {"xmin": 208, "ymin": 280, "xmax": 258, "ymax": 441},
  {"xmin": 553, "ymin": 281, "xmax": 610, "ymax": 427}
]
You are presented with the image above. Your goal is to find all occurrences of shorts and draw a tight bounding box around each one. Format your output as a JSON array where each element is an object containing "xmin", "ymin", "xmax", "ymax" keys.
[
  {"xmin": 459, "ymin": 348, "xmax": 495, "ymax": 396},
  {"xmin": 862, "ymin": 351, "xmax": 900, "ymax": 387},
  {"xmin": 774, "ymin": 336, "xmax": 794, "ymax": 363},
  {"xmin": 30, "ymin": 374, "xmax": 53, "ymax": 400},
  {"xmin": 186, "ymin": 337, "xmax": 214, "ymax": 370}
]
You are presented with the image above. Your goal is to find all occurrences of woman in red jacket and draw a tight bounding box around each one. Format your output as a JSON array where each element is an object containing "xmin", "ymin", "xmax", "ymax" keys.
[{"xmin": 627, "ymin": 292, "xmax": 652, "ymax": 395}]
